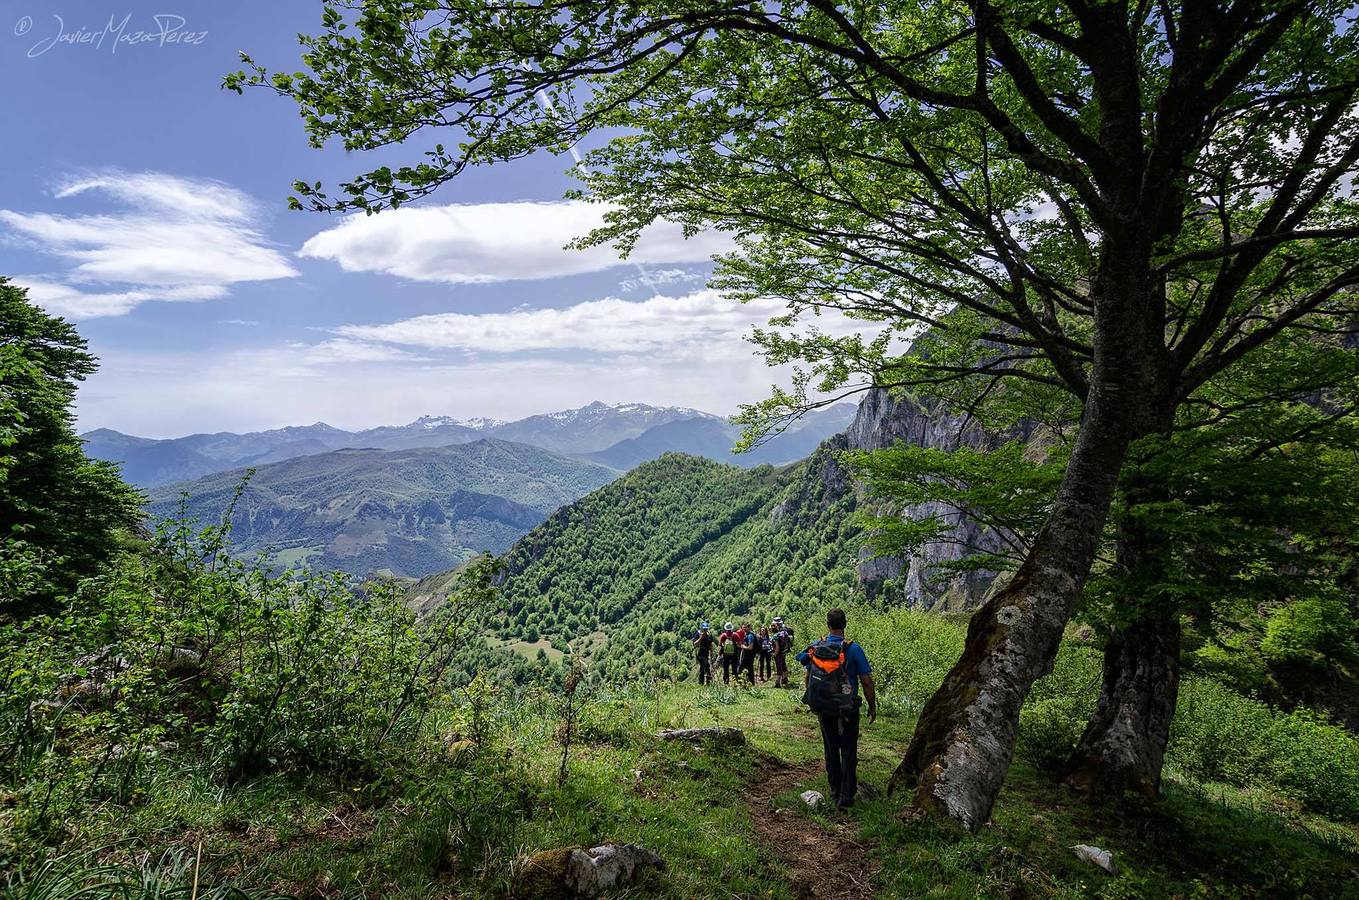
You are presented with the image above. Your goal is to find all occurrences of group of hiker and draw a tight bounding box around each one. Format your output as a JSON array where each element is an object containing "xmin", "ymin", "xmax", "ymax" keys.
[
  {"xmin": 689, "ymin": 608, "xmax": 877, "ymax": 811},
  {"xmin": 690, "ymin": 617, "xmax": 795, "ymax": 688}
]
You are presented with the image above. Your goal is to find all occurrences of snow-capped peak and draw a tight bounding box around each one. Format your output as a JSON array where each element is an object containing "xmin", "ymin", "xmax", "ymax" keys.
[
  {"xmin": 455, "ymin": 417, "xmax": 505, "ymax": 431},
  {"xmin": 412, "ymin": 415, "xmax": 459, "ymax": 430}
]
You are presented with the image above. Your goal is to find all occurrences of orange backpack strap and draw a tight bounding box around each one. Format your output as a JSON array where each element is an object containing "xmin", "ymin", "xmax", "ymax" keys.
[{"xmin": 808, "ymin": 642, "xmax": 846, "ymax": 673}]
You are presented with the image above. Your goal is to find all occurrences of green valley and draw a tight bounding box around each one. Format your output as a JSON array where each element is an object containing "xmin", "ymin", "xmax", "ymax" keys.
[{"xmin": 147, "ymin": 439, "xmax": 620, "ymax": 578}]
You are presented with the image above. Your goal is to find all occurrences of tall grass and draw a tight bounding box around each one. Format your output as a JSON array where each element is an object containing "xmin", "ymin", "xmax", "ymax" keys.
[{"xmin": 842, "ymin": 604, "xmax": 1359, "ymax": 820}]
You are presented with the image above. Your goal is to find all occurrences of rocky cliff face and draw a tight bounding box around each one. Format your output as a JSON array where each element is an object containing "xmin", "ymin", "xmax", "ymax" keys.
[{"xmin": 801, "ymin": 389, "xmax": 1024, "ymax": 610}]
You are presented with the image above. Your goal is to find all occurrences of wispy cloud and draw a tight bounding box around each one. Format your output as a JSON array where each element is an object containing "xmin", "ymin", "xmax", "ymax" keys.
[
  {"xmin": 336, "ymin": 290, "xmax": 868, "ymax": 356},
  {"xmin": 296, "ymin": 338, "xmax": 430, "ymax": 366},
  {"xmin": 299, "ymin": 200, "xmax": 733, "ymax": 284},
  {"xmin": 17, "ymin": 278, "xmax": 225, "ymax": 319},
  {"xmin": 1, "ymin": 171, "xmax": 297, "ymax": 318}
]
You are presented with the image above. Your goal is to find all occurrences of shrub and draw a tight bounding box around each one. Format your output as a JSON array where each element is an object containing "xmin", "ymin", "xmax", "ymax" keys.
[
  {"xmin": 1016, "ymin": 697, "xmax": 1088, "ymax": 773},
  {"xmin": 0, "ymin": 508, "xmax": 501, "ymax": 852},
  {"xmin": 1260, "ymin": 708, "xmax": 1359, "ymax": 820},
  {"xmin": 1261, "ymin": 592, "xmax": 1359, "ymax": 669},
  {"xmin": 1168, "ymin": 677, "xmax": 1359, "ymax": 820}
]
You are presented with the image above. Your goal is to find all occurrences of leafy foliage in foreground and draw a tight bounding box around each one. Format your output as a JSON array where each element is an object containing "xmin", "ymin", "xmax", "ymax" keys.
[
  {"xmin": 5, "ymin": 597, "xmax": 1356, "ymax": 899},
  {"xmin": 0, "ymin": 511, "xmax": 501, "ymax": 858}
]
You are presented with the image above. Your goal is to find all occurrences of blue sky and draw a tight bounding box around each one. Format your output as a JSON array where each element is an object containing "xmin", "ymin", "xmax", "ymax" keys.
[{"xmin": 0, "ymin": 1, "xmax": 859, "ymax": 437}]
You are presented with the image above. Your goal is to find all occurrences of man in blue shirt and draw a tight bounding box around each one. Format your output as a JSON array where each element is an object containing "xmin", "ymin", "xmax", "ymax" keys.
[{"xmin": 797, "ymin": 608, "xmax": 876, "ymax": 810}]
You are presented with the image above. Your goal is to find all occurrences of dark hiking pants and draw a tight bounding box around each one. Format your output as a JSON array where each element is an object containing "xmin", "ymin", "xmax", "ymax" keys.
[
  {"xmin": 817, "ymin": 706, "xmax": 861, "ymax": 808},
  {"xmin": 774, "ymin": 653, "xmax": 788, "ymax": 686},
  {"xmin": 697, "ymin": 653, "xmax": 711, "ymax": 684},
  {"xmin": 722, "ymin": 654, "xmax": 738, "ymax": 683},
  {"xmin": 757, "ymin": 650, "xmax": 772, "ymax": 680},
  {"xmin": 740, "ymin": 651, "xmax": 756, "ymax": 684}
]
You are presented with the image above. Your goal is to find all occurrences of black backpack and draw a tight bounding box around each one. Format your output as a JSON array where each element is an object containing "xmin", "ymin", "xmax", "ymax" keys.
[{"xmin": 803, "ymin": 640, "xmax": 857, "ymax": 717}]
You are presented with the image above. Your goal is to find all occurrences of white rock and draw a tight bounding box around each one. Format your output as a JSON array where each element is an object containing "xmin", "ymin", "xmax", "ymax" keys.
[
  {"xmin": 564, "ymin": 843, "xmax": 666, "ymax": 896},
  {"xmin": 800, "ymin": 789, "xmax": 824, "ymax": 809},
  {"xmin": 1073, "ymin": 844, "xmax": 1118, "ymax": 875}
]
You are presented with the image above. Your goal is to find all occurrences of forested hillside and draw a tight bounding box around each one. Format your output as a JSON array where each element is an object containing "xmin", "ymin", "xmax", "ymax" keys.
[
  {"xmin": 408, "ymin": 443, "xmax": 878, "ymax": 680},
  {"xmin": 407, "ymin": 388, "xmax": 1024, "ymax": 680},
  {"xmin": 149, "ymin": 439, "xmax": 618, "ymax": 577}
]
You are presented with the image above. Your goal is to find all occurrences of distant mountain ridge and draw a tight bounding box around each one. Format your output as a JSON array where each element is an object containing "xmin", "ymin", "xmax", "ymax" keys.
[
  {"xmin": 584, "ymin": 404, "xmax": 858, "ymax": 470},
  {"xmin": 83, "ymin": 401, "xmax": 850, "ymax": 487},
  {"xmin": 146, "ymin": 438, "xmax": 619, "ymax": 579}
]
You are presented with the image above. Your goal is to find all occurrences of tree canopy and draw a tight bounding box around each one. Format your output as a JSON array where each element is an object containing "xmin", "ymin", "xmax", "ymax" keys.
[{"xmin": 0, "ymin": 279, "xmax": 143, "ymax": 615}]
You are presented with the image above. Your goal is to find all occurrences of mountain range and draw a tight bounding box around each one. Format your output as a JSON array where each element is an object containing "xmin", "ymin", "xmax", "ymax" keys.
[
  {"xmin": 406, "ymin": 389, "xmax": 1014, "ymax": 680},
  {"xmin": 146, "ymin": 439, "xmax": 618, "ymax": 578},
  {"xmin": 84, "ymin": 401, "xmax": 857, "ymax": 488}
]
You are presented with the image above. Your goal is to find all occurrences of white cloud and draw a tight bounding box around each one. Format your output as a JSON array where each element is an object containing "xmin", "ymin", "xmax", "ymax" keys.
[
  {"xmin": 337, "ymin": 290, "xmax": 868, "ymax": 355},
  {"xmin": 16, "ymin": 278, "xmax": 225, "ymax": 319},
  {"xmin": 299, "ymin": 200, "xmax": 734, "ymax": 284},
  {"xmin": 1, "ymin": 171, "xmax": 297, "ymax": 318},
  {"xmin": 295, "ymin": 338, "xmax": 431, "ymax": 366}
]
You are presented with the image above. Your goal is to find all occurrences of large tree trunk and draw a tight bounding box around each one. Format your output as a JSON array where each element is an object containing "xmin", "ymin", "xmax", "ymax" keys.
[
  {"xmin": 1064, "ymin": 606, "xmax": 1180, "ymax": 797},
  {"xmin": 1065, "ymin": 450, "xmax": 1181, "ymax": 798},
  {"xmin": 887, "ymin": 387, "xmax": 1141, "ymax": 831},
  {"xmin": 888, "ymin": 253, "xmax": 1172, "ymax": 832}
]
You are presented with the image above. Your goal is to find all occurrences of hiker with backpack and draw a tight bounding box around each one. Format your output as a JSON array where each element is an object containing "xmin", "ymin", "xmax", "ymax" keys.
[
  {"xmin": 718, "ymin": 622, "xmax": 741, "ymax": 684},
  {"xmin": 740, "ymin": 622, "xmax": 759, "ymax": 685},
  {"xmin": 797, "ymin": 608, "xmax": 876, "ymax": 810},
  {"xmin": 757, "ymin": 626, "xmax": 774, "ymax": 682},
  {"xmin": 772, "ymin": 619, "xmax": 792, "ymax": 687},
  {"xmin": 693, "ymin": 622, "xmax": 714, "ymax": 685}
]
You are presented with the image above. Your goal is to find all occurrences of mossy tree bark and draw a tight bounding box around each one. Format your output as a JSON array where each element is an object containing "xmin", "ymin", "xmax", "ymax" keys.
[
  {"xmin": 1065, "ymin": 606, "xmax": 1181, "ymax": 798},
  {"xmin": 1065, "ymin": 474, "xmax": 1181, "ymax": 799}
]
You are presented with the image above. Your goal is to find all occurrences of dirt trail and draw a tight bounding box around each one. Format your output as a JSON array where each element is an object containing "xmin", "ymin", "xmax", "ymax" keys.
[{"xmin": 746, "ymin": 759, "xmax": 878, "ymax": 900}]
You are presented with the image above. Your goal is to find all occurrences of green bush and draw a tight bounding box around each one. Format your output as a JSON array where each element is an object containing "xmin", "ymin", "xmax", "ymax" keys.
[
  {"xmin": 1167, "ymin": 677, "xmax": 1359, "ymax": 820},
  {"xmin": 1259, "ymin": 708, "xmax": 1359, "ymax": 820},
  {"xmin": 1016, "ymin": 697, "xmax": 1087, "ymax": 773},
  {"xmin": 846, "ymin": 605, "xmax": 965, "ymax": 715},
  {"xmin": 1261, "ymin": 592, "xmax": 1359, "ymax": 669},
  {"xmin": 0, "ymin": 507, "xmax": 501, "ymax": 855}
]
